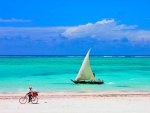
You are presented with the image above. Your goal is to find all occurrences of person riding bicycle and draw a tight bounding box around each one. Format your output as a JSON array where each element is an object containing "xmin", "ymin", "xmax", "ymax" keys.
[
  {"xmin": 19, "ymin": 87, "xmax": 38, "ymax": 104},
  {"xmin": 28, "ymin": 86, "xmax": 33, "ymax": 103}
]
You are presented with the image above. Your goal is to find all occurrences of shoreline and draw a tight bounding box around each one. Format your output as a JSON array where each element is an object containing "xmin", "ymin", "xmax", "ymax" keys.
[{"xmin": 0, "ymin": 91, "xmax": 150, "ymax": 99}]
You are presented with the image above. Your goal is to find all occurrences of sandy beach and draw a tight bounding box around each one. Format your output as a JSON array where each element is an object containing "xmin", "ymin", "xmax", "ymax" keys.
[{"xmin": 0, "ymin": 92, "xmax": 150, "ymax": 113}]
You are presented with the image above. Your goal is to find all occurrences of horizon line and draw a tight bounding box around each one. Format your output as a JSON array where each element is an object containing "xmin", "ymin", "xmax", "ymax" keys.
[{"xmin": 0, "ymin": 55, "xmax": 150, "ymax": 57}]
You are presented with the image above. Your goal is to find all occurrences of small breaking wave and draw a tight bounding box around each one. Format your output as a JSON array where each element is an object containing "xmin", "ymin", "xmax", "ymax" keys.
[{"xmin": 107, "ymin": 82, "xmax": 114, "ymax": 84}]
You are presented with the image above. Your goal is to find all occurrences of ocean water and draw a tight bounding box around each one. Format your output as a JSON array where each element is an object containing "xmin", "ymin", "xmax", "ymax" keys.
[{"xmin": 0, "ymin": 56, "xmax": 150, "ymax": 93}]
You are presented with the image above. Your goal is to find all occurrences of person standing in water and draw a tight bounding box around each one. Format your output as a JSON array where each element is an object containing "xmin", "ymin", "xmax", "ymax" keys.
[{"xmin": 28, "ymin": 86, "xmax": 33, "ymax": 103}]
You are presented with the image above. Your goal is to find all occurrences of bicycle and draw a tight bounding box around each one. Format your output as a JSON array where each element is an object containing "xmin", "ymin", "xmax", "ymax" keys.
[{"xmin": 19, "ymin": 92, "xmax": 38, "ymax": 104}]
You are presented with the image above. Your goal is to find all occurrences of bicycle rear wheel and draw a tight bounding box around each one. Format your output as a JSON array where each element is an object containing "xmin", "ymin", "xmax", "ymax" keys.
[
  {"xmin": 19, "ymin": 97, "xmax": 27, "ymax": 104},
  {"xmin": 31, "ymin": 97, "xmax": 38, "ymax": 104}
]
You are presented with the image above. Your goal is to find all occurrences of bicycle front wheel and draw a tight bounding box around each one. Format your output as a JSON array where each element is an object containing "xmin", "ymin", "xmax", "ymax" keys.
[
  {"xmin": 19, "ymin": 97, "xmax": 27, "ymax": 104},
  {"xmin": 31, "ymin": 97, "xmax": 38, "ymax": 104}
]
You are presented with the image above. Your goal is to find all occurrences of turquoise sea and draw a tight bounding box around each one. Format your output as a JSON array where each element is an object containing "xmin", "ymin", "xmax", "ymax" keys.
[{"xmin": 0, "ymin": 56, "xmax": 150, "ymax": 93}]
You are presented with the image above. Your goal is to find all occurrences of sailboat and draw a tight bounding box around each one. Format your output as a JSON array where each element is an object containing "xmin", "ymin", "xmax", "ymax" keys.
[{"xmin": 71, "ymin": 49, "xmax": 104, "ymax": 84}]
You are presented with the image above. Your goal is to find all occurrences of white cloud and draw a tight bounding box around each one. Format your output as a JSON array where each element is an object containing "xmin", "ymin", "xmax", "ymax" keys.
[
  {"xmin": 0, "ymin": 19, "xmax": 150, "ymax": 43},
  {"xmin": 95, "ymin": 19, "xmax": 115, "ymax": 24},
  {"xmin": 62, "ymin": 19, "xmax": 150, "ymax": 42},
  {"xmin": 0, "ymin": 18, "xmax": 32, "ymax": 22}
]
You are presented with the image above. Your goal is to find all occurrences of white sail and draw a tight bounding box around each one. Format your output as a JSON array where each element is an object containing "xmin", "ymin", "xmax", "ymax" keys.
[{"xmin": 75, "ymin": 49, "xmax": 95, "ymax": 81}]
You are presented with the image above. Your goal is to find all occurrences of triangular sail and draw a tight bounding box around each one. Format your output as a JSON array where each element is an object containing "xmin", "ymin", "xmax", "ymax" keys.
[{"xmin": 75, "ymin": 49, "xmax": 95, "ymax": 81}]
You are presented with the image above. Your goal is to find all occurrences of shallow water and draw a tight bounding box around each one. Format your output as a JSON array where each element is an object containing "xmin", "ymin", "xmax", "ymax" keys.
[{"xmin": 0, "ymin": 56, "xmax": 150, "ymax": 93}]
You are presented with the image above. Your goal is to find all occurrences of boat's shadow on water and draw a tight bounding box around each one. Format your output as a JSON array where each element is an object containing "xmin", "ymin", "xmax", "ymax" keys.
[{"xmin": 116, "ymin": 85, "xmax": 130, "ymax": 88}]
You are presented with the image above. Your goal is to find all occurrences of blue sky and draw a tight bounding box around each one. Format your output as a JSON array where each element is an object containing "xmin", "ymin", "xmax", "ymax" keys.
[{"xmin": 0, "ymin": 0, "xmax": 150, "ymax": 55}]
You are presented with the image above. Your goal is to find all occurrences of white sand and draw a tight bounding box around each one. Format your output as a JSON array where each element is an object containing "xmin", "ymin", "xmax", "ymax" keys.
[{"xmin": 0, "ymin": 93, "xmax": 150, "ymax": 113}]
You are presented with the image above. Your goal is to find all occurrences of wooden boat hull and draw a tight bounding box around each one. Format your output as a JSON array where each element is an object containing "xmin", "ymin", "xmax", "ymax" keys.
[{"xmin": 71, "ymin": 80, "xmax": 104, "ymax": 84}]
